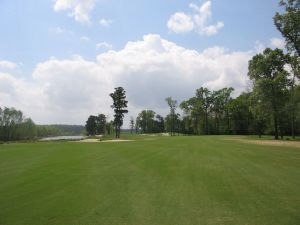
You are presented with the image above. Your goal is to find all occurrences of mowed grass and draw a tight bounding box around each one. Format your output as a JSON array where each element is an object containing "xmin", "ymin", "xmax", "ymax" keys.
[{"xmin": 0, "ymin": 136, "xmax": 300, "ymax": 225}]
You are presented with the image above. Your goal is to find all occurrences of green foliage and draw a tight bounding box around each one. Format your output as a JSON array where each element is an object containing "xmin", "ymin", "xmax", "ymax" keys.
[
  {"xmin": 135, "ymin": 110, "xmax": 165, "ymax": 134},
  {"xmin": 196, "ymin": 87, "xmax": 212, "ymax": 134},
  {"xmin": 110, "ymin": 87, "xmax": 128, "ymax": 138},
  {"xmin": 85, "ymin": 114, "xmax": 107, "ymax": 136},
  {"xmin": 36, "ymin": 125, "xmax": 84, "ymax": 138},
  {"xmin": 155, "ymin": 114, "xmax": 165, "ymax": 133},
  {"xmin": 51, "ymin": 124, "xmax": 85, "ymax": 135},
  {"xmin": 0, "ymin": 107, "xmax": 85, "ymax": 142},
  {"xmin": 0, "ymin": 107, "xmax": 38, "ymax": 141},
  {"xmin": 274, "ymin": 0, "xmax": 300, "ymax": 56},
  {"xmin": 165, "ymin": 97, "xmax": 178, "ymax": 136},
  {"xmin": 36, "ymin": 125, "xmax": 63, "ymax": 137},
  {"xmin": 130, "ymin": 117, "xmax": 134, "ymax": 134},
  {"xmin": 248, "ymin": 91, "xmax": 269, "ymax": 137},
  {"xmin": 85, "ymin": 115, "xmax": 98, "ymax": 135},
  {"xmin": 248, "ymin": 48, "xmax": 290, "ymax": 139},
  {"xmin": 179, "ymin": 87, "xmax": 236, "ymax": 135},
  {"xmin": 96, "ymin": 114, "xmax": 106, "ymax": 134},
  {"xmin": 105, "ymin": 120, "xmax": 114, "ymax": 135},
  {"xmin": 228, "ymin": 92, "xmax": 254, "ymax": 135}
]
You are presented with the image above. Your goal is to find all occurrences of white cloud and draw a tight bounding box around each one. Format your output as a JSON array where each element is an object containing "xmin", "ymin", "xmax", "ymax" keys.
[
  {"xmin": 96, "ymin": 42, "xmax": 113, "ymax": 50},
  {"xmin": 1, "ymin": 34, "xmax": 252, "ymax": 126},
  {"xmin": 0, "ymin": 60, "xmax": 17, "ymax": 70},
  {"xmin": 254, "ymin": 40, "xmax": 265, "ymax": 53},
  {"xmin": 201, "ymin": 21, "xmax": 224, "ymax": 36},
  {"xmin": 80, "ymin": 36, "xmax": 90, "ymax": 42},
  {"xmin": 53, "ymin": 0, "xmax": 96, "ymax": 24},
  {"xmin": 270, "ymin": 38, "xmax": 285, "ymax": 49},
  {"xmin": 99, "ymin": 19, "xmax": 113, "ymax": 27},
  {"xmin": 0, "ymin": 72, "xmax": 43, "ymax": 117},
  {"xmin": 167, "ymin": 1, "xmax": 224, "ymax": 36},
  {"xmin": 167, "ymin": 12, "xmax": 194, "ymax": 33}
]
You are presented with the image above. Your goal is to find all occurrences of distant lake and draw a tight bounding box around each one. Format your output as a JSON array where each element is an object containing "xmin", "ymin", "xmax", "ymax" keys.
[{"xmin": 40, "ymin": 136, "xmax": 86, "ymax": 141}]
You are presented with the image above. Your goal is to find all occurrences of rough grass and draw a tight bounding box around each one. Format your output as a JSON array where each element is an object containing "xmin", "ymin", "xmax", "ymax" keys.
[{"xmin": 0, "ymin": 136, "xmax": 299, "ymax": 225}]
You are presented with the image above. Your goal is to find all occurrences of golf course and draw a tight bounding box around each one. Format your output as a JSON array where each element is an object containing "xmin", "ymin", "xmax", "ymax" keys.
[{"xmin": 0, "ymin": 135, "xmax": 299, "ymax": 225}]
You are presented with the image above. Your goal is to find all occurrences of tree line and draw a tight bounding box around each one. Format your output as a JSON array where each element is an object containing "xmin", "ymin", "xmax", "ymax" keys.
[
  {"xmin": 0, "ymin": 107, "xmax": 85, "ymax": 142},
  {"xmin": 85, "ymin": 82, "xmax": 298, "ymax": 139},
  {"xmin": 0, "ymin": 107, "xmax": 36, "ymax": 142}
]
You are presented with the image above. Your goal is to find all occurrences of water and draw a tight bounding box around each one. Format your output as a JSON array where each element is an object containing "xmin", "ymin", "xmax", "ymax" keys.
[{"xmin": 40, "ymin": 135, "xmax": 86, "ymax": 141}]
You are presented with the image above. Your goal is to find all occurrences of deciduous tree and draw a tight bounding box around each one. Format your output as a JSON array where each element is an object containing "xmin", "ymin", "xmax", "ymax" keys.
[
  {"xmin": 165, "ymin": 97, "xmax": 177, "ymax": 136},
  {"xmin": 274, "ymin": 0, "xmax": 300, "ymax": 56},
  {"xmin": 85, "ymin": 115, "xmax": 97, "ymax": 136},
  {"xmin": 248, "ymin": 48, "xmax": 289, "ymax": 139}
]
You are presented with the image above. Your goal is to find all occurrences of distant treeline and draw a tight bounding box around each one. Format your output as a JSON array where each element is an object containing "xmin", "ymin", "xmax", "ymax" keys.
[
  {"xmin": 136, "ymin": 85, "xmax": 300, "ymax": 139},
  {"xmin": 0, "ymin": 107, "xmax": 84, "ymax": 142},
  {"xmin": 50, "ymin": 124, "xmax": 85, "ymax": 135}
]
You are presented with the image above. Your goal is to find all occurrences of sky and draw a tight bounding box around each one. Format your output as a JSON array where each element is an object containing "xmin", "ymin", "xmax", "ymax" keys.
[{"xmin": 0, "ymin": 0, "xmax": 285, "ymax": 126}]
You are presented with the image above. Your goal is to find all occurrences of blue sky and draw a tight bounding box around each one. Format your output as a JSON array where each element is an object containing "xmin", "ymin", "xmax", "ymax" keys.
[
  {"xmin": 0, "ymin": 0, "xmax": 282, "ymax": 72},
  {"xmin": 0, "ymin": 0, "xmax": 286, "ymax": 125}
]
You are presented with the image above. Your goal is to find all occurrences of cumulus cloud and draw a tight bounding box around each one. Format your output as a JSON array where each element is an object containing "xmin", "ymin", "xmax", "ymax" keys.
[
  {"xmin": 167, "ymin": 12, "xmax": 194, "ymax": 33},
  {"xmin": 53, "ymin": 0, "xmax": 96, "ymax": 24},
  {"xmin": 80, "ymin": 36, "xmax": 90, "ymax": 42},
  {"xmin": 0, "ymin": 72, "xmax": 43, "ymax": 117},
  {"xmin": 270, "ymin": 38, "xmax": 285, "ymax": 49},
  {"xmin": 167, "ymin": 1, "xmax": 224, "ymax": 36},
  {"xmin": 0, "ymin": 60, "xmax": 17, "ymax": 70},
  {"xmin": 1, "ymin": 35, "xmax": 252, "ymax": 125},
  {"xmin": 96, "ymin": 42, "xmax": 113, "ymax": 50},
  {"xmin": 99, "ymin": 19, "xmax": 113, "ymax": 27}
]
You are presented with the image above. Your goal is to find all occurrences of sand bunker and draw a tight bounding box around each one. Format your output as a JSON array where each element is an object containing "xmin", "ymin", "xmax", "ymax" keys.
[
  {"xmin": 101, "ymin": 139, "xmax": 134, "ymax": 143},
  {"xmin": 77, "ymin": 139, "xmax": 134, "ymax": 143},
  {"xmin": 77, "ymin": 139, "xmax": 100, "ymax": 143}
]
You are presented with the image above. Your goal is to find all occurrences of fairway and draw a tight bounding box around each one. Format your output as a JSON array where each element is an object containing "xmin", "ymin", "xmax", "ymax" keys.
[{"xmin": 0, "ymin": 136, "xmax": 300, "ymax": 225}]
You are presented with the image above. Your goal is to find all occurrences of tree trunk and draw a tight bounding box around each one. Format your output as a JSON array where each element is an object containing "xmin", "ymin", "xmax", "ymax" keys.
[
  {"xmin": 292, "ymin": 116, "xmax": 295, "ymax": 139},
  {"xmin": 196, "ymin": 115, "xmax": 199, "ymax": 135},
  {"xmin": 291, "ymin": 74, "xmax": 296, "ymax": 139},
  {"xmin": 216, "ymin": 114, "xmax": 219, "ymax": 135},
  {"xmin": 226, "ymin": 110, "xmax": 230, "ymax": 134},
  {"xmin": 115, "ymin": 124, "xmax": 118, "ymax": 139},
  {"xmin": 205, "ymin": 109, "xmax": 208, "ymax": 135},
  {"xmin": 274, "ymin": 112, "xmax": 279, "ymax": 140}
]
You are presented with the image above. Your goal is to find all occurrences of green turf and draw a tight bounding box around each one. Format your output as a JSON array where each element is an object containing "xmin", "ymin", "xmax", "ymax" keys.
[{"xmin": 0, "ymin": 136, "xmax": 299, "ymax": 225}]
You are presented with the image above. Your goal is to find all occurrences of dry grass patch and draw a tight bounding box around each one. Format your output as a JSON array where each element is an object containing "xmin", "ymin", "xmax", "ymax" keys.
[{"xmin": 224, "ymin": 137, "xmax": 300, "ymax": 148}]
